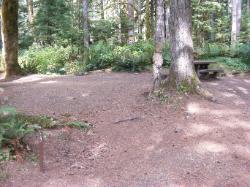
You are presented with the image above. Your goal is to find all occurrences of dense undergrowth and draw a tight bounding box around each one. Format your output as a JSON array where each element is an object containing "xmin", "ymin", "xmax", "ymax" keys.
[
  {"xmin": 0, "ymin": 42, "xmax": 249, "ymax": 75},
  {"xmin": 197, "ymin": 43, "xmax": 250, "ymax": 73}
]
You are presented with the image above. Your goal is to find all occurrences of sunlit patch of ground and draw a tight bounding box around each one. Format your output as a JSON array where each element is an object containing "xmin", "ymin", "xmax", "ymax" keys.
[
  {"xmin": 195, "ymin": 141, "xmax": 228, "ymax": 154},
  {"xmin": 185, "ymin": 123, "xmax": 214, "ymax": 137},
  {"xmin": 40, "ymin": 80, "xmax": 58, "ymax": 84}
]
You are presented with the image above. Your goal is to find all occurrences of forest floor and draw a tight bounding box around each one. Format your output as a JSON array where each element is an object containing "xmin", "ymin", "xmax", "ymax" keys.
[{"xmin": 0, "ymin": 72, "xmax": 250, "ymax": 187}]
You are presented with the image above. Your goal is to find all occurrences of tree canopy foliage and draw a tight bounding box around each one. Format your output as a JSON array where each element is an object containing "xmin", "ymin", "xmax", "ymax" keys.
[{"xmin": 0, "ymin": 0, "xmax": 250, "ymax": 76}]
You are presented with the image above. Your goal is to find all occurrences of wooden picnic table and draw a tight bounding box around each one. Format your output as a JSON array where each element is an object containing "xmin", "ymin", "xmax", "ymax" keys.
[
  {"xmin": 193, "ymin": 60, "xmax": 223, "ymax": 79},
  {"xmin": 193, "ymin": 60, "xmax": 216, "ymax": 72}
]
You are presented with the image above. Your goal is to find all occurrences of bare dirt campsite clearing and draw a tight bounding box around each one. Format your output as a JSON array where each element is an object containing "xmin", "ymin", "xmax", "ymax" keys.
[{"xmin": 1, "ymin": 72, "xmax": 250, "ymax": 187}]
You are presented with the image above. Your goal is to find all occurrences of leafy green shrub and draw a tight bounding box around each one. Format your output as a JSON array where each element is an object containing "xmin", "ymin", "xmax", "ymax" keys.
[
  {"xmin": 85, "ymin": 41, "xmax": 115, "ymax": 71},
  {"xmin": 84, "ymin": 41, "xmax": 154, "ymax": 72},
  {"xmin": 64, "ymin": 60, "xmax": 86, "ymax": 75},
  {"xmin": 112, "ymin": 41, "xmax": 154, "ymax": 72},
  {"xmin": 20, "ymin": 46, "xmax": 75, "ymax": 74},
  {"xmin": 240, "ymin": 7, "xmax": 250, "ymax": 43},
  {"xmin": 201, "ymin": 43, "xmax": 230, "ymax": 58},
  {"xmin": 214, "ymin": 57, "xmax": 250, "ymax": 73},
  {"xmin": 234, "ymin": 43, "xmax": 250, "ymax": 62}
]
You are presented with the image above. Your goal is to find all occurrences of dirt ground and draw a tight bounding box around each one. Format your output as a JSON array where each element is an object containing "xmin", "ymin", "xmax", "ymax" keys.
[{"xmin": 0, "ymin": 72, "xmax": 250, "ymax": 187}]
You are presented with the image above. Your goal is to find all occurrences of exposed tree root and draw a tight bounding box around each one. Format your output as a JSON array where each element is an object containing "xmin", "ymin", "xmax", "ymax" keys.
[
  {"xmin": 151, "ymin": 73, "xmax": 168, "ymax": 94},
  {"xmin": 196, "ymin": 85, "xmax": 217, "ymax": 102}
]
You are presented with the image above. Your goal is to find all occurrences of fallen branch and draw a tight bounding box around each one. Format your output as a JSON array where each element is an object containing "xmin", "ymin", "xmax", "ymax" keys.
[{"xmin": 113, "ymin": 117, "xmax": 140, "ymax": 124}]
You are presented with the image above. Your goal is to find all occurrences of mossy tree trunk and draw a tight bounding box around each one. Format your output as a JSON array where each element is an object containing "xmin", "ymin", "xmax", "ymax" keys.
[
  {"xmin": 1, "ymin": 0, "xmax": 21, "ymax": 78},
  {"xmin": 167, "ymin": 0, "xmax": 199, "ymax": 91}
]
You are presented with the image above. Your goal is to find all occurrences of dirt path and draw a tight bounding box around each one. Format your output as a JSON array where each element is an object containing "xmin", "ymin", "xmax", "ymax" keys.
[{"xmin": 1, "ymin": 72, "xmax": 250, "ymax": 187}]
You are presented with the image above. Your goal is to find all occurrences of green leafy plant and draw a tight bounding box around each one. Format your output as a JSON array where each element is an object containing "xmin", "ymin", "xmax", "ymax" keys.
[
  {"xmin": 86, "ymin": 41, "xmax": 115, "ymax": 71},
  {"xmin": 0, "ymin": 106, "xmax": 39, "ymax": 161},
  {"xmin": 112, "ymin": 40, "xmax": 154, "ymax": 72},
  {"xmin": 19, "ymin": 46, "xmax": 76, "ymax": 74},
  {"xmin": 65, "ymin": 121, "xmax": 93, "ymax": 131}
]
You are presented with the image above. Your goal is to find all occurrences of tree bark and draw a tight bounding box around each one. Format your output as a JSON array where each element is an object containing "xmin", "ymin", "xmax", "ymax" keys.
[
  {"xmin": 100, "ymin": 0, "xmax": 105, "ymax": 19},
  {"xmin": 231, "ymin": 0, "xmax": 242, "ymax": 48},
  {"xmin": 236, "ymin": 0, "xmax": 242, "ymax": 34},
  {"xmin": 150, "ymin": 0, "xmax": 155, "ymax": 37},
  {"xmin": 146, "ymin": 0, "xmax": 152, "ymax": 39},
  {"xmin": 167, "ymin": 0, "xmax": 199, "ymax": 91},
  {"xmin": 127, "ymin": 0, "xmax": 134, "ymax": 44},
  {"xmin": 248, "ymin": 0, "xmax": 250, "ymax": 14},
  {"xmin": 164, "ymin": 0, "xmax": 170, "ymax": 41},
  {"xmin": 137, "ymin": 0, "xmax": 143, "ymax": 37},
  {"xmin": 1, "ymin": 0, "xmax": 21, "ymax": 78},
  {"xmin": 82, "ymin": 0, "xmax": 89, "ymax": 61},
  {"xmin": 152, "ymin": 0, "xmax": 165, "ymax": 91},
  {"xmin": 26, "ymin": 0, "xmax": 34, "ymax": 24}
]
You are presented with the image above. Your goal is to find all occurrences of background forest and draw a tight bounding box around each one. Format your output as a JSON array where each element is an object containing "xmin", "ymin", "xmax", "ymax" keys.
[{"xmin": 1, "ymin": 0, "xmax": 250, "ymax": 75}]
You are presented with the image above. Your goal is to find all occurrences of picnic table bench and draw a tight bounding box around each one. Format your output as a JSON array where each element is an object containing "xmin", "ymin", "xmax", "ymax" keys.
[{"xmin": 194, "ymin": 60, "xmax": 223, "ymax": 79}]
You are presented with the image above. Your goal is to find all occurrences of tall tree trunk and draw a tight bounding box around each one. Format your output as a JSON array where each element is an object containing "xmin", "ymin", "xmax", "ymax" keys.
[
  {"xmin": 167, "ymin": 0, "xmax": 199, "ymax": 91},
  {"xmin": 146, "ymin": 0, "xmax": 152, "ymax": 39},
  {"xmin": 164, "ymin": 1, "xmax": 170, "ymax": 41},
  {"xmin": 26, "ymin": 0, "xmax": 34, "ymax": 24},
  {"xmin": 236, "ymin": 0, "xmax": 242, "ymax": 34},
  {"xmin": 0, "ymin": 17, "xmax": 2, "ymax": 50},
  {"xmin": 100, "ymin": 0, "xmax": 105, "ymax": 19},
  {"xmin": 231, "ymin": 0, "xmax": 242, "ymax": 48},
  {"xmin": 127, "ymin": 0, "xmax": 134, "ymax": 43},
  {"xmin": 1, "ymin": 0, "xmax": 21, "ymax": 78},
  {"xmin": 248, "ymin": 0, "xmax": 250, "ymax": 14},
  {"xmin": 152, "ymin": 0, "xmax": 165, "ymax": 90},
  {"xmin": 150, "ymin": 0, "xmax": 155, "ymax": 37},
  {"xmin": 120, "ymin": 0, "xmax": 128, "ymax": 44},
  {"xmin": 82, "ymin": 0, "xmax": 89, "ymax": 61},
  {"xmin": 116, "ymin": 0, "xmax": 123, "ymax": 43},
  {"xmin": 137, "ymin": 0, "xmax": 143, "ymax": 37}
]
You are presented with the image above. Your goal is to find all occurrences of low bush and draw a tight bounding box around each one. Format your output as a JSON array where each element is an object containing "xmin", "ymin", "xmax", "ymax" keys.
[
  {"xmin": 19, "ymin": 46, "xmax": 76, "ymax": 74},
  {"xmin": 112, "ymin": 40, "xmax": 154, "ymax": 72},
  {"xmin": 85, "ymin": 41, "xmax": 115, "ymax": 71},
  {"xmin": 234, "ymin": 43, "xmax": 250, "ymax": 62},
  {"xmin": 213, "ymin": 57, "xmax": 250, "ymax": 73},
  {"xmin": 84, "ymin": 40, "xmax": 155, "ymax": 72},
  {"xmin": 196, "ymin": 42, "xmax": 250, "ymax": 73},
  {"xmin": 198, "ymin": 43, "xmax": 231, "ymax": 58}
]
